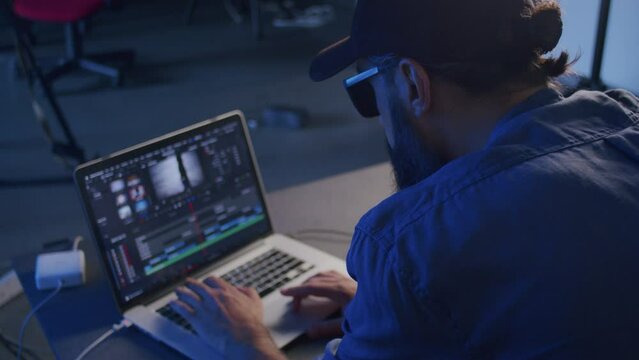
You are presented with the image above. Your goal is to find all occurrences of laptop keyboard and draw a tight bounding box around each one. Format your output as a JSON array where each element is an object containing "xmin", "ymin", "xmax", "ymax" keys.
[
  {"xmin": 157, "ymin": 305, "xmax": 196, "ymax": 334},
  {"xmin": 222, "ymin": 249, "xmax": 314, "ymax": 297},
  {"xmin": 157, "ymin": 249, "xmax": 314, "ymax": 334}
]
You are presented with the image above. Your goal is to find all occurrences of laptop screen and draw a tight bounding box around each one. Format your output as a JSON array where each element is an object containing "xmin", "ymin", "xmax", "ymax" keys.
[{"xmin": 76, "ymin": 113, "xmax": 272, "ymax": 309}]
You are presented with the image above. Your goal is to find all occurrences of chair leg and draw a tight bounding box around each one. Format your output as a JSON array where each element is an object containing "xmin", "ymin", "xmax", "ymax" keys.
[
  {"xmin": 88, "ymin": 50, "xmax": 135, "ymax": 65},
  {"xmin": 78, "ymin": 19, "xmax": 93, "ymax": 36},
  {"xmin": 79, "ymin": 59, "xmax": 121, "ymax": 85},
  {"xmin": 59, "ymin": 21, "xmax": 135, "ymax": 86},
  {"xmin": 65, "ymin": 22, "xmax": 83, "ymax": 59},
  {"xmin": 44, "ymin": 60, "xmax": 76, "ymax": 83},
  {"xmin": 19, "ymin": 20, "xmax": 134, "ymax": 86},
  {"xmin": 79, "ymin": 59, "xmax": 119, "ymax": 78},
  {"xmin": 86, "ymin": 50, "xmax": 135, "ymax": 86}
]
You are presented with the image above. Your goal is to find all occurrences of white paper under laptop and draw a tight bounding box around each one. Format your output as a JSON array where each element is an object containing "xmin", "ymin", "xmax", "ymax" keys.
[{"xmin": 75, "ymin": 111, "xmax": 346, "ymax": 359}]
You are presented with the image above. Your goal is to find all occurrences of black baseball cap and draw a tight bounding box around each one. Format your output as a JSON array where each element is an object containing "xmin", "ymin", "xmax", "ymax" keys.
[{"xmin": 309, "ymin": 0, "xmax": 563, "ymax": 82}]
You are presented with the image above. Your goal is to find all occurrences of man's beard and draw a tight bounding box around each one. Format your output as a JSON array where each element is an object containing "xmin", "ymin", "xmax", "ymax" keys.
[{"xmin": 387, "ymin": 95, "xmax": 444, "ymax": 191}]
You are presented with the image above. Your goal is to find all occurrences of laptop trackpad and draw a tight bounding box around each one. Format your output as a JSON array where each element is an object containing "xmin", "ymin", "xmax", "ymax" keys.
[{"xmin": 266, "ymin": 295, "xmax": 340, "ymax": 348}]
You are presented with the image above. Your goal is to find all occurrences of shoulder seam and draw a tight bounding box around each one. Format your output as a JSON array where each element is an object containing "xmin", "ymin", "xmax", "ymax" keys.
[
  {"xmin": 394, "ymin": 122, "xmax": 628, "ymax": 237},
  {"xmin": 355, "ymin": 225, "xmax": 394, "ymax": 250}
]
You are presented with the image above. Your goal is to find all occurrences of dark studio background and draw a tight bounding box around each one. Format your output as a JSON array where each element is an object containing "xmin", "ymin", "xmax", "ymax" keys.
[{"xmin": 0, "ymin": 0, "xmax": 636, "ymax": 358}]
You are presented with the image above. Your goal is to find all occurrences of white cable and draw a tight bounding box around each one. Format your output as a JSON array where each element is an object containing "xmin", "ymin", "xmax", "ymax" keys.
[
  {"xmin": 16, "ymin": 280, "xmax": 63, "ymax": 360},
  {"xmin": 290, "ymin": 229, "xmax": 353, "ymax": 238},
  {"xmin": 288, "ymin": 229, "xmax": 354, "ymax": 244},
  {"xmin": 74, "ymin": 319, "xmax": 131, "ymax": 360},
  {"xmin": 72, "ymin": 236, "xmax": 84, "ymax": 251},
  {"xmin": 294, "ymin": 235, "xmax": 351, "ymax": 244}
]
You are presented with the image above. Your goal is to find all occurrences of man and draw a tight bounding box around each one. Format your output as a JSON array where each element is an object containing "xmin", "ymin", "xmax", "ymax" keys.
[{"xmin": 172, "ymin": 0, "xmax": 639, "ymax": 358}]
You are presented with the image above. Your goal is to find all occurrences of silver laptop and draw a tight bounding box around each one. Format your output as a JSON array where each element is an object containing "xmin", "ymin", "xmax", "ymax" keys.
[{"xmin": 75, "ymin": 110, "xmax": 347, "ymax": 359}]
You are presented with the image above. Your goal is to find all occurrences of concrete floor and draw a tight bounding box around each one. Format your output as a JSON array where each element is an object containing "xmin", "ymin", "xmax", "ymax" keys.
[{"xmin": 0, "ymin": 1, "xmax": 388, "ymax": 358}]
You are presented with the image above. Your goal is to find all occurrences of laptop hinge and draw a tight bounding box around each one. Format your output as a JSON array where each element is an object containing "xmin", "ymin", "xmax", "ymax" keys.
[{"xmin": 141, "ymin": 238, "xmax": 270, "ymax": 307}]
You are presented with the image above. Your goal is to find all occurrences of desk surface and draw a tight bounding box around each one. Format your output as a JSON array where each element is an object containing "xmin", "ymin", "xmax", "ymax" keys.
[{"xmin": 14, "ymin": 163, "xmax": 394, "ymax": 359}]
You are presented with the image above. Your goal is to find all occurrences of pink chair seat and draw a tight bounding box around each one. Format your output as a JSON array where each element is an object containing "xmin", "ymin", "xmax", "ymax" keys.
[{"xmin": 13, "ymin": 0, "xmax": 104, "ymax": 23}]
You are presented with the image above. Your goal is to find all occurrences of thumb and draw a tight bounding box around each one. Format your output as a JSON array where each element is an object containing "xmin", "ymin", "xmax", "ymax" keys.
[{"xmin": 306, "ymin": 318, "xmax": 344, "ymax": 340}]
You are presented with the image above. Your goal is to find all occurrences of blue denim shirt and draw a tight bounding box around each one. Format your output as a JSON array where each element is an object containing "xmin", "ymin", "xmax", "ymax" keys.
[{"xmin": 322, "ymin": 89, "xmax": 639, "ymax": 359}]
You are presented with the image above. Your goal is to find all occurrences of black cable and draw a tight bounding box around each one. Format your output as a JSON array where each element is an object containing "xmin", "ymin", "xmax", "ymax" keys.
[
  {"xmin": 16, "ymin": 282, "xmax": 63, "ymax": 360},
  {"xmin": 0, "ymin": 331, "xmax": 40, "ymax": 360},
  {"xmin": 0, "ymin": 332, "xmax": 18, "ymax": 357}
]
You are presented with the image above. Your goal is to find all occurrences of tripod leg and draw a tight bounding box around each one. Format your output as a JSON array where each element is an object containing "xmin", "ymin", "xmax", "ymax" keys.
[
  {"xmin": 16, "ymin": 32, "xmax": 86, "ymax": 163},
  {"xmin": 38, "ymin": 72, "xmax": 86, "ymax": 163},
  {"xmin": 250, "ymin": 0, "xmax": 262, "ymax": 40}
]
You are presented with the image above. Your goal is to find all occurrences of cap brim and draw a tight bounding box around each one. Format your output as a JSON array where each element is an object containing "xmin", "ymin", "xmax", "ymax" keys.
[{"xmin": 309, "ymin": 37, "xmax": 359, "ymax": 82}]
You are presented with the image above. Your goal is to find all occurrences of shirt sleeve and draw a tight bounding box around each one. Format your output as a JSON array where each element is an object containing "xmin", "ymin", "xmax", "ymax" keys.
[
  {"xmin": 323, "ymin": 229, "xmax": 416, "ymax": 359},
  {"xmin": 319, "ymin": 228, "xmax": 461, "ymax": 360}
]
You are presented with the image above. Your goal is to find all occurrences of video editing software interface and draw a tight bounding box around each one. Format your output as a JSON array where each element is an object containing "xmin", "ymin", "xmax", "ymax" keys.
[{"xmin": 82, "ymin": 119, "xmax": 271, "ymax": 304}]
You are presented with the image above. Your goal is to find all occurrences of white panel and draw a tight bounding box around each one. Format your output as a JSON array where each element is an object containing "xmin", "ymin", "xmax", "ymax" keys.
[
  {"xmin": 601, "ymin": 0, "xmax": 639, "ymax": 94},
  {"xmin": 0, "ymin": 270, "xmax": 23, "ymax": 308},
  {"xmin": 554, "ymin": 0, "xmax": 601, "ymax": 76}
]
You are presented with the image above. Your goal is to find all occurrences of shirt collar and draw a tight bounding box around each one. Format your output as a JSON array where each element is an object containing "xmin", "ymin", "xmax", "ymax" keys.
[{"xmin": 488, "ymin": 87, "xmax": 564, "ymax": 144}]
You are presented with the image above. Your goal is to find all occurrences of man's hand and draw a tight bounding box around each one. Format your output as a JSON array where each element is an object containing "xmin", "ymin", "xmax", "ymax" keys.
[
  {"xmin": 280, "ymin": 270, "xmax": 357, "ymax": 339},
  {"xmin": 171, "ymin": 276, "xmax": 285, "ymax": 360}
]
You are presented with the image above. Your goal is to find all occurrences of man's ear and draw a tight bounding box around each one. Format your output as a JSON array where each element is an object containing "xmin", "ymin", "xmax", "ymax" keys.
[{"xmin": 397, "ymin": 58, "xmax": 432, "ymax": 118}]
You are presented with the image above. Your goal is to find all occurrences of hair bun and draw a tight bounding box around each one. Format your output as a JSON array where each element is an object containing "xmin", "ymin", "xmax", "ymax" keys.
[{"xmin": 529, "ymin": 5, "xmax": 563, "ymax": 54}]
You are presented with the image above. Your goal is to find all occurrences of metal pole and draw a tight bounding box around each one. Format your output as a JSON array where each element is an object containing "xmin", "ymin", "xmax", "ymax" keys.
[{"xmin": 591, "ymin": 0, "xmax": 611, "ymax": 90}]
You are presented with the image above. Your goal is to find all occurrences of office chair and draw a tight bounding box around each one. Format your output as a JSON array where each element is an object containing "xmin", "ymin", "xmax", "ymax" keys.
[{"xmin": 12, "ymin": 0, "xmax": 134, "ymax": 86}]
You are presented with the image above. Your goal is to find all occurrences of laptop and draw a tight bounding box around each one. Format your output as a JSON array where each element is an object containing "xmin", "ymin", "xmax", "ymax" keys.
[{"xmin": 75, "ymin": 110, "xmax": 347, "ymax": 359}]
